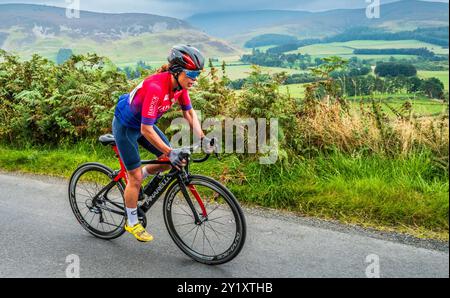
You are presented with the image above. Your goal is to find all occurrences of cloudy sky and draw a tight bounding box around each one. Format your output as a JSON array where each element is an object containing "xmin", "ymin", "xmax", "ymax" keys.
[{"xmin": 0, "ymin": 0, "xmax": 448, "ymax": 18}]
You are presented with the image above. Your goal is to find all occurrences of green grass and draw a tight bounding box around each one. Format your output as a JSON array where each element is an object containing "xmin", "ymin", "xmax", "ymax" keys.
[
  {"xmin": 418, "ymin": 71, "xmax": 449, "ymax": 91},
  {"xmin": 280, "ymin": 83, "xmax": 448, "ymax": 117},
  {"xmin": 280, "ymin": 83, "xmax": 306, "ymax": 98},
  {"xmin": 230, "ymin": 152, "xmax": 448, "ymax": 238},
  {"xmin": 0, "ymin": 143, "xmax": 448, "ymax": 240},
  {"xmin": 288, "ymin": 39, "xmax": 449, "ymax": 60},
  {"xmin": 209, "ymin": 64, "xmax": 306, "ymax": 80},
  {"xmin": 347, "ymin": 94, "xmax": 449, "ymax": 117}
]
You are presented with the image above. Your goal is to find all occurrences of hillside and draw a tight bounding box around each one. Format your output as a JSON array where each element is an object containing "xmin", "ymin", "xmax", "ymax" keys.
[
  {"xmin": 186, "ymin": 0, "xmax": 449, "ymax": 46},
  {"xmin": 0, "ymin": 4, "xmax": 241, "ymax": 64}
]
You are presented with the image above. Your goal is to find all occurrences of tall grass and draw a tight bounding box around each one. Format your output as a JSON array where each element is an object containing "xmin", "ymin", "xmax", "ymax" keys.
[{"xmin": 1, "ymin": 143, "xmax": 447, "ymax": 239}]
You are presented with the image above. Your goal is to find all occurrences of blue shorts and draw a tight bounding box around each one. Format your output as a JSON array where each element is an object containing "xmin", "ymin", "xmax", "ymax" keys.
[{"xmin": 112, "ymin": 116, "xmax": 170, "ymax": 171}]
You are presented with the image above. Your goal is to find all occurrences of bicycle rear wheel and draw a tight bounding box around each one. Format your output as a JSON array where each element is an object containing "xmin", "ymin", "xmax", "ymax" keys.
[
  {"xmin": 163, "ymin": 175, "xmax": 246, "ymax": 265},
  {"xmin": 68, "ymin": 163, "xmax": 126, "ymax": 239}
]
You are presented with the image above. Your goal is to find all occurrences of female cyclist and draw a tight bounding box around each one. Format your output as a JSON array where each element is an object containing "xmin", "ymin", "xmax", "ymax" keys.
[{"xmin": 112, "ymin": 45, "xmax": 213, "ymax": 242}]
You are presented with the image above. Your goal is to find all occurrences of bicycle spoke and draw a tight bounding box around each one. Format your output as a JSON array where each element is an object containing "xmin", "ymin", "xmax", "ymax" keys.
[
  {"xmin": 205, "ymin": 222, "xmax": 224, "ymax": 240},
  {"xmin": 81, "ymin": 207, "xmax": 91, "ymax": 219},
  {"xmin": 88, "ymin": 212, "xmax": 97, "ymax": 227},
  {"xmin": 103, "ymin": 207, "xmax": 119, "ymax": 230},
  {"xmin": 201, "ymin": 225, "xmax": 216, "ymax": 256},
  {"xmin": 175, "ymin": 221, "xmax": 195, "ymax": 227},
  {"xmin": 174, "ymin": 203, "xmax": 194, "ymax": 219},
  {"xmin": 173, "ymin": 212, "xmax": 195, "ymax": 218},
  {"xmin": 206, "ymin": 204, "xmax": 221, "ymax": 217},
  {"xmin": 207, "ymin": 218, "xmax": 227, "ymax": 225},
  {"xmin": 108, "ymin": 207, "xmax": 121, "ymax": 227},
  {"xmin": 75, "ymin": 201, "xmax": 89, "ymax": 211},
  {"xmin": 182, "ymin": 224, "xmax": 198, "ymax": 239},
  {"xmin": 76, "ymin": 193, "xmax": 96, "ymax": 199},
  {"xmin": 100, "ymin": 221, "xmax": 122, "ymax": 228},
  {"xmin": 80, "ymin": 184, "xmax": 95, "ymax": 198},
  {"xmin": 208, "ymin": 215, "xmax": 228, "ymax": 222},
  {"xmin": 191, "ymin": 226, "xmax": 201, "ymax": 249},
  {"xmin": 202, "ymin": 225, "xmax": 205, "ymax": 255}
]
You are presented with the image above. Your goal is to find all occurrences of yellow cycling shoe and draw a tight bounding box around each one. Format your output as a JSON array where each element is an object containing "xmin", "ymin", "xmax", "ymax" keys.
[{"xmin": 125, "ymin": 223, "xmax": 154, "ymax": 242}]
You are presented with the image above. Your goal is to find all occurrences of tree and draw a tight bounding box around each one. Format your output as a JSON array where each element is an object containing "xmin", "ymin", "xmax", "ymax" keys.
[
  {"xmin": 374, "ymin": 62, "xmax": 417, "ymax": 77},
  {"xmin": 407, "ymin": 76, "xmax": 422, "ymax": 93},
  {"xmin": 421, "ymin": 78, "xmax": 445, "ymax": 99}
]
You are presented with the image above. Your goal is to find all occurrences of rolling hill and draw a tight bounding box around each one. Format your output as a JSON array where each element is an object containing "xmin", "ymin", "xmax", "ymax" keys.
[
  {"xmin": 186, "ymin": 0, "xmax": 449, "ymax": 46},
  {"xmin": 0, "ymin": 4, "xmax": 241, "ymax": 64}
]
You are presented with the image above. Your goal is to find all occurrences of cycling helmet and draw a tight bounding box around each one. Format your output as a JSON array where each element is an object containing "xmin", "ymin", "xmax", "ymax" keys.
[{"xmin": 168, "ymin": 44, "xmax": 205, "ymax": 74}]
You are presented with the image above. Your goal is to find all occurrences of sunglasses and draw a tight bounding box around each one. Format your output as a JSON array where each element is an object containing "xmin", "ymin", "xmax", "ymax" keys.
[{"xmin": 184, "ymin": 70, "xmax": 201, "ymax": 80}]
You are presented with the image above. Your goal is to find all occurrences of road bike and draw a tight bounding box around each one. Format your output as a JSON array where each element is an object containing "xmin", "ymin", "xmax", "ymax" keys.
[{"xmin": 68, "ymin": 134, "xmax": 246, "ymax": 265}]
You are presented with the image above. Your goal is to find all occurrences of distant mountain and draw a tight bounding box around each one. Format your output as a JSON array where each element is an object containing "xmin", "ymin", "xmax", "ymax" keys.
[
  {"xmin": 186, "ymin": 0, "xmax": 449, "ymax": 45},
  {"xmin": 186, "ymin": 10, "xmax": 313, "ymax": 38},
  {"xmin": 0, "ymin": 4, "xmax": 241, "ymax": 63},
  {"xmin": 0, "ymin": 4, "xmax": 192, "ymax": 41}
]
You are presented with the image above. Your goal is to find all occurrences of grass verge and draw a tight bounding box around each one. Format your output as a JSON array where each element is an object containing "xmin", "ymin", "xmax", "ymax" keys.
[{"xmin": 0, "ymin": 143, "xmax": 448, "ymax": 240}]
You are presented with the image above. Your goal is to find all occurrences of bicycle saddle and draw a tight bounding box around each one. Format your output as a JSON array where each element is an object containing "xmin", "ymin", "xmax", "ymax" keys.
[{"xmin": 98, "ymin": 134, "xmax": 116, "ymax": 146}]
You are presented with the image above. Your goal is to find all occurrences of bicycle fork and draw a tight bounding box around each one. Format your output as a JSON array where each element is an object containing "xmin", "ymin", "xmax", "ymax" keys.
[{"xmin": 177, "ymin": 172, "xmax": 208, "ymax": 225}]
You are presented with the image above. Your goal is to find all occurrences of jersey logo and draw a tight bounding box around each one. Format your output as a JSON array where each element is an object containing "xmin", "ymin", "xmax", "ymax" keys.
[{"xmin": 148, "ymin": 95, "xmax": 159, "ymax": 116}]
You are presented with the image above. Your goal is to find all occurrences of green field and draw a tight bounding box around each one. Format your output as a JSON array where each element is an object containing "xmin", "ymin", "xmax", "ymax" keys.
[
  {"xmin": 358, "ymin": 94, "xmax": 449, "ymax": 117},
  {"xmin": 418, "ymin": 71, "xmax": 449, "ymax": 90},
  {"xmin": 280, "ymin": 83, "xmax": 306, "ymax": 98},
  {"xmin": 2, "ymin": 29, "xmax": 243, "ymax": 65},
  {"xmin": 207, "ymin": 63, "xmax": 307, "ymax": 80},
  {"xmin": 288, "ymin": 40, "xmax": 449, "ymax": 59},
  {"xmin": 280, "ymin": 83, "xmax": 448, "ymax": 117}
]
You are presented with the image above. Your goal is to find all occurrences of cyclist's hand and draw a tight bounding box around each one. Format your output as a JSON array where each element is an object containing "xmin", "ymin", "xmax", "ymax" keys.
[
  {"xmin": 201, "ymin": 137, "xmax": 217, "ymax": 154},
  {"xmin": 168, "ymin": 147, "xmax": 190, "ymax": 169}
]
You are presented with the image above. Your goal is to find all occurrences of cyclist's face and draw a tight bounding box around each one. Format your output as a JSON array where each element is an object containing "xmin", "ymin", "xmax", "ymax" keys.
[{"xmin": 178, "ymin": 71, "xmax": 198, "ymax": 90}]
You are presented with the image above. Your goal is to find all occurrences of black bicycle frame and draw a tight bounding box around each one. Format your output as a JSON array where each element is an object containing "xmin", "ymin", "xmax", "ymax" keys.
[
  {"xmin": 92, "ymin": 159, "xmax": 204, "ymax": 224},
  {"xmin": 139, "ymin": 159, "xmax": 204, "ymax": 224}
]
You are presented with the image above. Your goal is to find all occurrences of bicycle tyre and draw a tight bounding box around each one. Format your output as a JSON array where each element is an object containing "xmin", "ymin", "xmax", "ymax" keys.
[
  {"xmin": 68, "ymin": 162, "xmax": 127, "ymax": 240},
  {"xmin": 163, "ymin": 175, "xmax": 246, "ymax": 265}
]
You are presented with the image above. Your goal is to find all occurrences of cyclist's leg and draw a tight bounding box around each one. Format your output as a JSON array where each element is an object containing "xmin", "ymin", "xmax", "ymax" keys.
[
  {"xmin": 112, "ymin": 117, "xmax": 153, "ymax": 241},
  {"xmin": 138, "ymin": 125, "xmax": 171, "ymax": 174},
  {"xmin": 112, "ymin": 117, "xmax": 143, "ymax": 209}
]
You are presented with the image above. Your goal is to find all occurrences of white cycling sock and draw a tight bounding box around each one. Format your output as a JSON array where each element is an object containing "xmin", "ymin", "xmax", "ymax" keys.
[
  {"xmin": 126, "ymin": 207, "xmax": 139, "ymax": 227},
  {"xmin": 141, "ymin": 166, "xmax": 150, "ymax": 180}
]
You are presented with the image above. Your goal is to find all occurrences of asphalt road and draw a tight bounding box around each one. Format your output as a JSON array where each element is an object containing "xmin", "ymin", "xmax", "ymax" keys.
[{"xmin": 0, "ymin": 172, "xmax": 448, "ymax": 278}]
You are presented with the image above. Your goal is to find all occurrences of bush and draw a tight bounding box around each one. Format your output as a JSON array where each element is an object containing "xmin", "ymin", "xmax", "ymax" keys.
[
  {"xmin": 0, "ymin": 50, "xmax": 133, "ymax": 146},
  {"xmin": 375, "ymin": 62, "xmax": 417, "ymax": 77},
  {"xmin": 421, "ymin": 77, "xmax": 445, "ymax": 99},
  {"xmin": 0, "ymin": 52, "xmax": 448, "ymax": 171}
]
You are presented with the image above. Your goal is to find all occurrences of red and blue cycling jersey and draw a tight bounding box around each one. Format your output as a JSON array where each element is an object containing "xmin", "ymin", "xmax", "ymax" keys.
[{"xmin": 114, "ymin": 71, "xmax": 192, "ymax": 129}]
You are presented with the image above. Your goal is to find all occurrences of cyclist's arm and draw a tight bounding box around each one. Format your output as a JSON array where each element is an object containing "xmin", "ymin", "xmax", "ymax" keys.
[
  {"xmin": 182, "ymin": 109, "xmax": 205, "ymax": 139},
  {"xmin": 141, "ymin": 124, "xmax": 171, "ymax": 155},
  {"xmin": 179, "ymin": 90, "xmax": 205, "ymax": 139}
]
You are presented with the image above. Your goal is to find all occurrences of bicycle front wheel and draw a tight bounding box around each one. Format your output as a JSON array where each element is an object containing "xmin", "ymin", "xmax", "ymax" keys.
[{"xmin": 163, "ymin": 175, "xmax": 246, "ymax": 265}]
